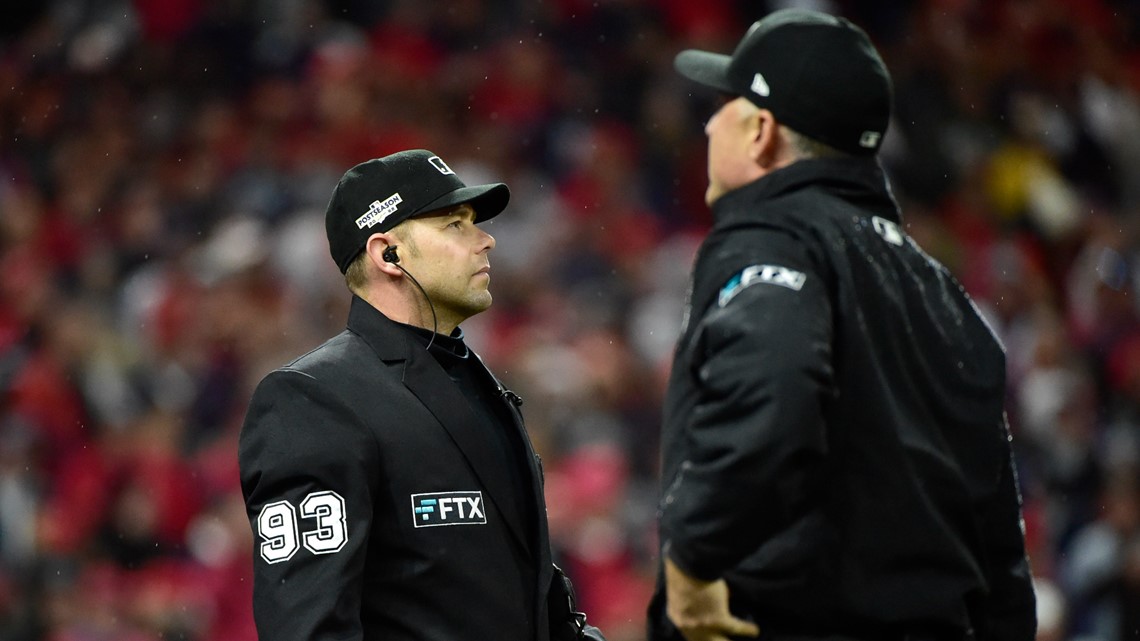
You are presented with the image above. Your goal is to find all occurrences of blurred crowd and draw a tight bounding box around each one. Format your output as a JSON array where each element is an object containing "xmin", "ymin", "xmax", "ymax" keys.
[{"xmin": 0, "ymin": 0, "xmax": 1138, "ymax": 639}]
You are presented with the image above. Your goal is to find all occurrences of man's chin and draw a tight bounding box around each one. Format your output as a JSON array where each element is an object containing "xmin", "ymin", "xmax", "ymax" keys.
[
  {"xmin": 705, "ymin": 185, "xmax": 722, "ymax": 207},
  {"xmin": 458, "ymin": 294, "xmax": 493, "ymax": 319}
]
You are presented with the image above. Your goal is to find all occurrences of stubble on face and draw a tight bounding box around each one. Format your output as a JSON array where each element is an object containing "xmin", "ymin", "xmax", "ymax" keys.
[{"xmin": 397, "ymin": 206, "xmax": 495, "ymax": 329}]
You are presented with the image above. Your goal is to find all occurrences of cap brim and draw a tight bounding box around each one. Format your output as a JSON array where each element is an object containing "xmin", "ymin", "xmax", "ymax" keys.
[
  {"xmin": 674, "ymin": 50, "xmax": 735, "ymax": 93},
  {"xmin": 417, "ymin": 183, "xmax": 510, "ymax": 223}
]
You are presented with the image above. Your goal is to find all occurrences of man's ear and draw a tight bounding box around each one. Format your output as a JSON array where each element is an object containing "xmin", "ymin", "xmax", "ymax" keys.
[
  {"xmin": 748, "ymin": 108, "xmax": 782, "ymax": 169},
  {"xmin": 364, "ymin": 233, "xmax": 404, "ymax": 277}
]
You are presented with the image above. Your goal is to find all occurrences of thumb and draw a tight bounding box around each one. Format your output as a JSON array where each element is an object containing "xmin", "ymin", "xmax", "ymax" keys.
[{"xmin": 720, "ymin": 615, "xmax": 760, "ymax": 638}]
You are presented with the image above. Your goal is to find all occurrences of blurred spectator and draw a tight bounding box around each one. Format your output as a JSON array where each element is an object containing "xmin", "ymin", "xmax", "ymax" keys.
[
  {"xmin": 0, "ymin": 0, "xmax": 1137, "ymax": 639},
  {"xmin": 1061, "ymin": 472, "xmax": 1140, "ymax": 641}
]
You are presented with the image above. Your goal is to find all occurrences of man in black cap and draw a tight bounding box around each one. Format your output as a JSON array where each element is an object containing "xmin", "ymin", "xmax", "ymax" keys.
[
  {"xmin": 239, "ymin": 149, "xmax": 603, "ymax": 641},
  {"xmin": 650, "ymin": 10, "xmax": 1036, "ymax": 641}
]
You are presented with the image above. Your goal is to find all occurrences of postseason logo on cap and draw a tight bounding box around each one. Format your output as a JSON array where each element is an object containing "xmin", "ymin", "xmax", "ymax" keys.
[{"xmin": 355, "ymin": 193, "xmax": 403, "ymax": 230}]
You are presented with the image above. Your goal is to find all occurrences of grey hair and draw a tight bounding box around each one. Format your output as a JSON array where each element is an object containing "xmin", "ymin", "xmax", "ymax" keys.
[{"xmin": 780, "ymin": 125, "xmax": 847, "ymax": 160}]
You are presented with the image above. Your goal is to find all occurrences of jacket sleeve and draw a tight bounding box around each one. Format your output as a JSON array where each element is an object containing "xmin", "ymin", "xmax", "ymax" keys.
[
  {"xmin": 239, "ymin": 368, "xmax": 380, "ymax": 641},
  {"xmin": 549, "ymin": 564, "xmax": 608, "ymax": 641},
  {"xmin": 661, "ymin": 254, "xmax": 834, "ymax": 580},
  {"xmin": 976, "ymin": 422, "xmax": 1037, "ymax": 641}
]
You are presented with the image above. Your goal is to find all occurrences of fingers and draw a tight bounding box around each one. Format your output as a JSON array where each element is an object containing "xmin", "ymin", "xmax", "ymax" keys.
[
  {"xmin": 669, "ymin": 612, "xmax": 760, "ymax": 641},
  {"xmin": 663, "ymin": 559, "xmax": 760, "ymax": 641},
  {"xmin": 723, "ymin": 614, "xmax": 760, "ymax": 638}
]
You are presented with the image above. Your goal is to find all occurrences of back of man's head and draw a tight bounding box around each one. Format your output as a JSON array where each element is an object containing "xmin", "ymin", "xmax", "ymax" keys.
[{"xmin": 675, "ymin": 9, "xmax": 893, "ymax": 157}]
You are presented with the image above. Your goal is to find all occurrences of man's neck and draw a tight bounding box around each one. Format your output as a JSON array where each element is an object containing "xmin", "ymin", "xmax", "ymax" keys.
[{"xmin": 358, "ymin": 288, "xmax": 459, "ymax": 335}]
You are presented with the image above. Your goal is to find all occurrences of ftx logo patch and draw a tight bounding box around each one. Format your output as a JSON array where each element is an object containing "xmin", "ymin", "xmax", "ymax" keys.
[
  {"xmin": 411, "ymin": 491, "xmax": 486, "ymax": 528},
  {"xmin": 719, "ymin": 264, "xmax": 807, "ymax": 307}
]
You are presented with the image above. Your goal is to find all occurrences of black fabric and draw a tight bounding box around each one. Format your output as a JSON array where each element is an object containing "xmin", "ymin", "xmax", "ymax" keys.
[
  {"xmin": 549, "ymin": 564, "xmax": 608, "ymax": 641},
  {"xmin": 240, "ymin": 296, "xmax": 554, "ymax": 640},
  {"xmin": 674, "ymin": 8, "xmax": 892, "ymax": 155},
  {"xmin": 405, "ymin": 323, "xmax": 538, "ymax": 554},
  {"xmin": 650, "ymin": 157, "xmax": 1036, "ymax": 641}
]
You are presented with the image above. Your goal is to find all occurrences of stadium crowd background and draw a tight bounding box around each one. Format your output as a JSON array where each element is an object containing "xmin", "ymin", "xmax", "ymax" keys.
[{"xmin": 0, "ymin": 0, "xmax": 1138, "ymax": 639}]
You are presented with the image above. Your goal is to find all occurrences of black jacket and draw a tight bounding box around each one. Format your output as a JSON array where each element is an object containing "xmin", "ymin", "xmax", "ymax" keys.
[
  {"xmin": 241, "ymin": 296, "xmax": 590, "ymax": 641},
  {"xmin": 650, "ymin": 158, "xmax": 1036, "ymax": 640}
]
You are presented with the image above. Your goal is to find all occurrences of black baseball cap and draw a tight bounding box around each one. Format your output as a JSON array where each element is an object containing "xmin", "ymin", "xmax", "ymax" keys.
[
  {"xmin": 324, "ymin": 149, "xmax": 510, "ymax": 273},
  {"xmin": 675, "ymin": 9, "xmax": 892, "ymax": 155}
]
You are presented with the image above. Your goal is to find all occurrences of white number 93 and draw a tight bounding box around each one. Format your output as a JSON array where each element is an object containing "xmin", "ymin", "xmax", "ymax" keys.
[{"xmin": 257, "ymin": 491, "xmax": 348, "ymax": 563}]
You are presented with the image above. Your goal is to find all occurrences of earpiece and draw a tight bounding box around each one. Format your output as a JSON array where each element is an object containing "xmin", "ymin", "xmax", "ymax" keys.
[{"xmin": 381, "ymin": 243, "xmax": 438, "ymax": 351}]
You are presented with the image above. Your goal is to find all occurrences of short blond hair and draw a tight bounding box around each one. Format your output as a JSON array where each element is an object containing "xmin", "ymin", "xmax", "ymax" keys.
[{"xmin": 344, "ymin": 250, "xmax": 370, "ymax": 293}]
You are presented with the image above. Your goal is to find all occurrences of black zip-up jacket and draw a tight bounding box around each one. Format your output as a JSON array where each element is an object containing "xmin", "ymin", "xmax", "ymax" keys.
[{"xmin": 650, "ymin": 158, "xmax": 1036, "ymax": 641}]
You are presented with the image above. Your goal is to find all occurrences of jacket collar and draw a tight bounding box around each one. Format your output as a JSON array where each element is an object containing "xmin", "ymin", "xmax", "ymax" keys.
[
  {"xmin": 711, "ymin": 156, "xmax": 901, "ymax": 225},
  {"xmin": 345, "ymin": 294, "xmax": 415, "ymax": 361},
  {"xmin": 345, "ymin": 295, "xmax": 538, "ymax": 557}
]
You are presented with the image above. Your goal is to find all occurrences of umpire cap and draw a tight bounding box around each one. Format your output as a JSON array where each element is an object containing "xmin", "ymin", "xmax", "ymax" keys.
[
  {"xmin": 675, "ymin": 9, "xmax": 892, "ymax": 155},
  {"xmin": 325, "ymin": 150, "xmax": 510, "ymax": 273}
]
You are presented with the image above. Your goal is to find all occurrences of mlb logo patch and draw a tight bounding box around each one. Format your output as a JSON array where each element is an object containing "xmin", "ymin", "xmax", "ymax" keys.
[
  {"xmin": 428, "ymin": 156, "xmax": 455, "ymax": 175},
  {"xmin": 859, "ymin": 130, "xmax": 881, "ymax": 148},
  {"xmin": 411, "ymin": 491, "xmax": 486, "ymax": 528}
]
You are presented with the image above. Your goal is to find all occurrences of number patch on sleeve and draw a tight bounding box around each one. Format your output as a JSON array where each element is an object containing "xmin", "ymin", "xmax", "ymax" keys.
[{"xmin": 257, "ymin": 491, "xmax": 348, "ymax": 564}]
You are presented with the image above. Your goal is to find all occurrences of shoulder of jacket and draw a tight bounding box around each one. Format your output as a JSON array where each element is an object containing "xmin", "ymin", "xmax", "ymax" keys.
[
  {"xmin": 284, "ymin": 330, "xmax": 361, "ymax": 369},
  {"xmin": 266, "ymin": 330, "xmax": 395, "ymax": 388}
]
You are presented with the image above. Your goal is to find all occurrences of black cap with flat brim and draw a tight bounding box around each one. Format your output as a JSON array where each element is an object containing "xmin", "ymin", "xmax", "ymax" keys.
[
  {"xmin": 673, "ymin": 50, "xmax": 734, "ymax": 94},
  {"xmin": 325, "ymin": 150, "xmax": 510, "ymax": 273},
  {"xmin": 675, "ymin": 9, "xmax": 892, "ymax": 156}
]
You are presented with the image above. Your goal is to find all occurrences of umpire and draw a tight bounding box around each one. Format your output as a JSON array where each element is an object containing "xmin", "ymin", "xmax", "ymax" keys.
[
  {"xmin": 240, "ymin": 150, "xmax": 603, "ymax": 641},
  {"xmin": 649, "ymin": 10, "xmax": 1036, "ymax": 641}
]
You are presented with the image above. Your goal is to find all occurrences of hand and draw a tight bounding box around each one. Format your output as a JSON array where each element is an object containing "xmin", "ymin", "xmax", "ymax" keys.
[
  {"xmin": 581, "ymin": 624, "xmax": 607, "ymax": 641},
  {"xmin": 665, "ymin": 557, "xmax": 760, "ymax": 641}
]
